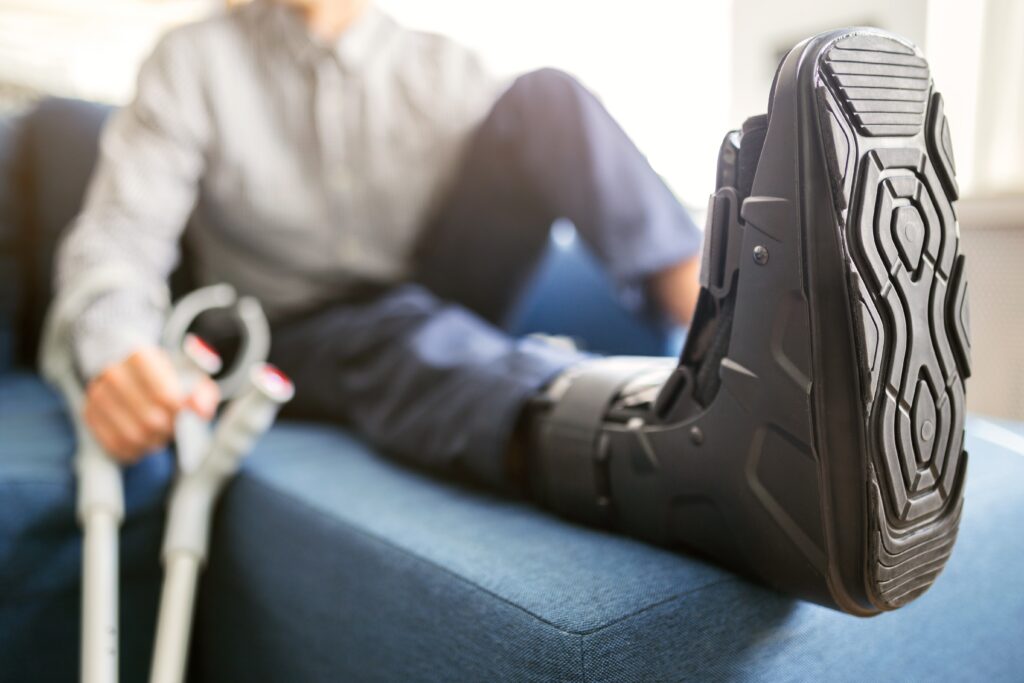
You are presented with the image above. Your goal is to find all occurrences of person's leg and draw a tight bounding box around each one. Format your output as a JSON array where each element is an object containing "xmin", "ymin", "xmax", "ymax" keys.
[
  {"xmin": 416, "ymin": 68, "xmax": 703, "ymax": 328},
  {"xmin": 265, "ymin": 284, "xmax": 584, "ymax": 489},
  {"xmin": 248, "ymin": 72, "xmax": 702, "ymax": 498}
]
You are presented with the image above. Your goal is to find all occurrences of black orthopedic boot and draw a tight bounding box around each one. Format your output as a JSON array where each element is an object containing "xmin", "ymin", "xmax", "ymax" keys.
[{"xmin": 530, "ymin": 27, "xmax": 970, "ymax": 616}]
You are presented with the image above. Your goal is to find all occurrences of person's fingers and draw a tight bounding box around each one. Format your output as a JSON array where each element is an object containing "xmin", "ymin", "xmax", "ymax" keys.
[
  {"xmin": 82, "ymin": 346, "xmax": 223, "ymax": 464},
  {"xmin": 102, "ymin": 363, "xmax": 175, "ymax": 447},
  {"xmin": 127, "ymin": 347, "xmax": 184, "ymax": 414},
  {"xmin": 87, "ymin": 379, "xmax": 149, "ymax": 458},
  {"xmin": 84, "ymin": 389, "xmax": 145, "ymax": 463},
  {"xmin": 186, "ymin": 376, "xmax": 221, "ymax": 420},
  {"xmin": 84, "ymin": 398, "xmax": 123, "ymax": 455}
]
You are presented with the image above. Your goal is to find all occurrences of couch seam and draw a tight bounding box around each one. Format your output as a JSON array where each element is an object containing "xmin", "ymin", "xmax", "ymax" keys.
[
  {"xmin": 579, "ymin": 633, "xmax": 586, "ymax": 683},
  {"xmin": 243, "ymin": 472, "xmax": 734, "ymax": 639},
  {"xmin": 580, "ymin": 576, "xmax": 737, "ymax": 636}
]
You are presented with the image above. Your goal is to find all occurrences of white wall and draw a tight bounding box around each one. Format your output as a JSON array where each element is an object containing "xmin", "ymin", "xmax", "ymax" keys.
[
  {"xmin": 0, "ymin": 0, "xmax": 734, "ymax": 207},
  {"xmin": 3, "ymin": 1, "xmax": 1020, "ymax": 201},
  {"xmin": 966, "ymin": 0, "xmax": 1024, "ymax": 196},
  {"xmin": 729, "ymin": 0, "xmax": 1024, "ymax": 198},
  {"xmin": 0, "ymin": 0, "xmax": 211, "ymax": 102},
  {"xmin": 729, "ymin": 0, "xmax": 928, "ymax": 127}
]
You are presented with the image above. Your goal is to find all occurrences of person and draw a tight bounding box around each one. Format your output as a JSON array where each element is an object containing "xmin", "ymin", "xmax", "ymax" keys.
[
  {"xmin": 55, "ymin": 0, "xmax": 971, "ymax": 616},
  {"xmin": 60, "ymin": 0, "xmax": 701, "ymax": 473}
]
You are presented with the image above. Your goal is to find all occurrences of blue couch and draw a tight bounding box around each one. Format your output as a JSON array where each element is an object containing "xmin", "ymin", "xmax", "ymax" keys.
[{"xmin": 2, "ymin": 99, "xmax": 1023, "ymax": 683}]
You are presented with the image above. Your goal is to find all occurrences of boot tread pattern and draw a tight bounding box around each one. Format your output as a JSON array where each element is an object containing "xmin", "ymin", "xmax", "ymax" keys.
[
  {"xmin": 818, "ymin": 34, "xmax": 969, "ymax": 609},
  {"xmin": 822, "ymin": 36, "xmax": 930, "ymax": 137}
]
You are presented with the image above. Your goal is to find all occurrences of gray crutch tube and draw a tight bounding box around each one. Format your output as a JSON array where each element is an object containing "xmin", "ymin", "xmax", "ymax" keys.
[{"xmin": 148, "ymin": 362, "xmax": 293, "ymax": 683}]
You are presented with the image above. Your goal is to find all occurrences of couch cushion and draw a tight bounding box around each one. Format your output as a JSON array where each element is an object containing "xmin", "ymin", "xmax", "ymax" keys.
[
  {"xmin": 193, "ymin": 415, "xmax": 1024, "ymax": 682},
  {"xmin": 0, "ymin": 372, "xmax": 171, "ymax": 683},
  {"xmin": 3, "ymin": 368, "xmax": 1024, "ymax": 681},
  {"xmin": 9, "ymin": 99, "xmax": 113, "ymax": 369}
]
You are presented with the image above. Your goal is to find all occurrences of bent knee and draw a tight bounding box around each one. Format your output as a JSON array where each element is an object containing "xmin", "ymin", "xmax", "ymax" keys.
[{"xmin": 505, "ymin": 67, "xmax": 590, "ymax": 108}]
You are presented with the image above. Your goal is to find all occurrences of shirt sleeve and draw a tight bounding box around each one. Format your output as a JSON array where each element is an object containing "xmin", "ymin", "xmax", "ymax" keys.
[{"xmin": 53, "ymin": 27, "xmax": 210, "ymax": 380}]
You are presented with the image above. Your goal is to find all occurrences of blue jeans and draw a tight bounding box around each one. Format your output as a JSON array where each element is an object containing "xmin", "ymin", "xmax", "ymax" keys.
[{"xmin": 268, "ymin": 69, "xmax": 701, "ymax": 489}]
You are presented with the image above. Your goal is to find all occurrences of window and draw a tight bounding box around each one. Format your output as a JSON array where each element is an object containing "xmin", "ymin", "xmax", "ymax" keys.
[{"xmin": 1, "ymin": 0, "xmax": 1020, "ymax": 199}]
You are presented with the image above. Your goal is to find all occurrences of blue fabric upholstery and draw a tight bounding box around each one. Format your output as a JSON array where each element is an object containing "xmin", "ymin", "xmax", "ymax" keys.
[
  {"xmin": 186, "ymin": 414, "xmax": 1024, "ymax": 682},
  {"xmin": 0, "ymin": 373, "xmax": 171, "ymax": 683},
  {"xmin": 4, "ymin": 369, "xmax": 1024, "ymax": 681}
]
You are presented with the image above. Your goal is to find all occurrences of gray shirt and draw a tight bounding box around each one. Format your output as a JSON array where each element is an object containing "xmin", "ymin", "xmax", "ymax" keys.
[{"xmin": 55, "ymin": 1, "xmax": 503, "ymax": 379}]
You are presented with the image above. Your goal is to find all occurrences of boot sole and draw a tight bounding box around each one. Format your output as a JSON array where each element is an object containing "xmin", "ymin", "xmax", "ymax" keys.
[
  {"xmin": 812, "ymin": 31, "xmax": 970, "ymax": 610},
  {"xmin": 585, "ymin": 28, "xmax": 969, "ymax": 616}
]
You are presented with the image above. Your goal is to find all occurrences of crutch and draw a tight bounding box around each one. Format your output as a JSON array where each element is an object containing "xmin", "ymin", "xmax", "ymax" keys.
[
  {"xmin": 148, "ymin": 285, "xmax": 291, "ymax": 683},
  {"xmin": 40, "ymin": 269, "xmax": 171, "ymax": 683},
  {"xmin": 41, "ymin": 279, "xmax": 289, "ymax": 683}
]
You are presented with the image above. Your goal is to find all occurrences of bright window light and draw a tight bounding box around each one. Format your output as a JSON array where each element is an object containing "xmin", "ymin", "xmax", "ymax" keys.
[{"xmin": 379, "ymin": 0, "xmax": 733, "ymax": 208}]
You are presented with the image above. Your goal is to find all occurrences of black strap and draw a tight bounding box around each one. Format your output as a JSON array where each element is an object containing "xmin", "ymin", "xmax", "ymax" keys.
[
  {"xmin": 537, "ymin": 358, "xmax": 656, "ymax": 525},
  {"xmin": 699, "ymin": 186, "xmax": 744, "ymax": 300}
]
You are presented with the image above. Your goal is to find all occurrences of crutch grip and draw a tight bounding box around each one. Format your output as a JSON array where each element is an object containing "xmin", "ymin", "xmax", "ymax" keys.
[
  {"xmin": 160, "ymin": 364, "xmax": 293, "ymax": 564},
  {"xmin": 172, "ymin": 334, "xmax": 222, "ymax": 473}
]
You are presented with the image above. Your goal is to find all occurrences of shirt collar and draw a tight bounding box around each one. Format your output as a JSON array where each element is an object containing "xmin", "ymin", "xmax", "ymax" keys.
[{"xmin": 254, "ymin": 1, "xmax": 390, "ymax": 72}]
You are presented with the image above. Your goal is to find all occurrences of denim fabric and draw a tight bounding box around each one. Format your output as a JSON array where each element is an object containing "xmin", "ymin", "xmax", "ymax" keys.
[
  {"xmin": 269, "ymin": 284, "xmax": 585, "ymax": 489},
  {"xmin": 416, "ymin": 69, "xmax": 702, "ymax": 327},
  {"xmin": 3, "ymin": 374, "xmax": 1024, "ymax": 682},
  {"xmin": 269, "ymin": 68, "xmax": 700, "ymax": 490}
]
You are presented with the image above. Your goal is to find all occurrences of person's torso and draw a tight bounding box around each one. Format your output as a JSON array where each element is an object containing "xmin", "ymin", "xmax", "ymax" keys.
[{"xmin": 181, "ymin": 2, "xmax": 501, "ymax": 316}]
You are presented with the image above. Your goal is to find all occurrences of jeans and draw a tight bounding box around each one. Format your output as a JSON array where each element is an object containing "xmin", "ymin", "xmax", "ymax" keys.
[{"xmin": 267, "ymin": 69, "xmax": 702, "ymax": 489}]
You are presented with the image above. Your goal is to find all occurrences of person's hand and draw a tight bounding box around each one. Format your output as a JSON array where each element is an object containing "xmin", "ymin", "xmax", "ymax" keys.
[{"xmin": 83, "ymin": 346, "xmax": 220, "ymax": 464}]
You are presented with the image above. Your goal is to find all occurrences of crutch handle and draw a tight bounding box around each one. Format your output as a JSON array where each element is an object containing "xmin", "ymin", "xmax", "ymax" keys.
[
  {"xmin": 172, "ymin": 334, "xmax": 223, "ymax": 473},
  {"xmin": 160, "ymin": 364, "xmax": 293, "ymax": 564},
  {"xmin": 150, "ymin": 364, "xmax": 292, "ymax": 683}
]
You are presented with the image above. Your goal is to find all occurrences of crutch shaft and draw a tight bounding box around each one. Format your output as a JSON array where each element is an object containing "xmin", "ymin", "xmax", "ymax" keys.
[
  {"xmin": 149, "ymin": 553, "xmax": 200, "ymax": 683},
  {"xmin": 81, "ymin": 510, "xmax": 119, "ymax": 683}
]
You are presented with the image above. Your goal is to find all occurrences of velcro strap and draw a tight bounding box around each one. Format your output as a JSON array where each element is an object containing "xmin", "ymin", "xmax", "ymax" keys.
[
  {"xmin": 538, "ymin": 358, "xmax": 658, "ymax": 525},
  {"xmin": 699, "ymin": 186, "xmax": 744, "ymax": 300}
]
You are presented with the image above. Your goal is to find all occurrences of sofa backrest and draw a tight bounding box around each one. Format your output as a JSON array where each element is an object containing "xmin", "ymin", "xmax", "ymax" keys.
[
  {"xmin": 8, "ymin": 98, "xmax": 114, "ymax": 372},
  {"xmin": 1, "ymin": 97, "xmax": 196, "ymax": 373},
  {"xmin": 0, "ymin": 114, "xmax": 20, "ymax": 372}
]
